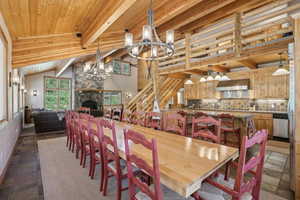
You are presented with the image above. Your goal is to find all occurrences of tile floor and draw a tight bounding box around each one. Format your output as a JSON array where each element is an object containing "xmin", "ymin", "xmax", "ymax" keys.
[{"xmin": 0, "ymin": 126, "xmax": 294, "ymax": 200}]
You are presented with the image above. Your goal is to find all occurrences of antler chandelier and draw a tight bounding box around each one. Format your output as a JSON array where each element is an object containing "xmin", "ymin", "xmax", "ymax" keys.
[
  {"xmin": 124, "ymin": 0, "xmax": 175, "ymax": 61},
  {"xmin": 83, "ymin": 41, "xmax": 113, "ymax": 81}
]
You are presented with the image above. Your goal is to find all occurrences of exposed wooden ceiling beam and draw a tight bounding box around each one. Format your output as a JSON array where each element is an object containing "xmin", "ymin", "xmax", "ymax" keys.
[
  {"xmin": 178, "ymin": 0, "xmax": 275, "ymax": 33},
  {"xmin": 81, "ymin": 0, "xmax": 137, "ymax": 47},
  {"xmin": 157, "ymin": 0, "xmax": 235, "ymax": 33},
  {"xmin": 237, "ymin": 59, "xmax": 257, "ymax": 69},
  {"xmin": 24, "ymin": 67, "xmax": 57, "ymax": 77},
  {"xmin": 13, "ymin": 41, "xmax": 123, "ymax": 68},
  {"xmin": 168, "ymin": 73, "xmax": 189, "ymax": 79},
  {"xmin": 56, "ymin": 58, "xmax": 77, "ymax": 77},
  {"xmin": 184, "ymin": 69, "xmax": 205, "ymax": 75},
  {"xmin": 211, "ymin": 65, "xmax": 229, "ymax": 72},
  {"xmin": 130, "ymin": 0, "xmax": 205, "ymax": 36}
]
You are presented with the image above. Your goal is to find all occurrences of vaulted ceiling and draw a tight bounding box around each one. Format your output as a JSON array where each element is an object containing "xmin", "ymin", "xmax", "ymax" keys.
[{"xmin": 0, "ymin": 0, "xmax": 276, "ymax": 68}]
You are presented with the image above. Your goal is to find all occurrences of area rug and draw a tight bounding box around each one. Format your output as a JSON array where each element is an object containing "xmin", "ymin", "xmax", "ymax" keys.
[{"xmin": 38, "ymin": 137, "xmax": 125, "ymax": 200}]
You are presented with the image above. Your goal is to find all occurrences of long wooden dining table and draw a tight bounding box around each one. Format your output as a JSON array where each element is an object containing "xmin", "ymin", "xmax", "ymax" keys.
[{"xmin": 83, "ymin": 118, "xmax": 239, "ymax": 198}]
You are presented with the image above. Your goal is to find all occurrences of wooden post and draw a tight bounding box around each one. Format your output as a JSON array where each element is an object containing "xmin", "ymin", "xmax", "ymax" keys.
[
  {"xmin": 185, "ymin": 33, "xmax": 192, "ymax": 68},
  {"xmin": 234, "ymin": 12, "xmax": 242, "ymax": 57},
  {"xmin": 293, "ymin": 16, "xmax": 300, "ymax": 200},
  {"xmin": 152, "ymin": 60, "xmax": 160, "ymax": 106}
]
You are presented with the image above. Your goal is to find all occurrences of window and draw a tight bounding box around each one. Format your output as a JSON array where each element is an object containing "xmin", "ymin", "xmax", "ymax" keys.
[
  {"xmin": 112, "ymin": 60, "xmax": 131, "ymax": 75},
  {"xmin": 103, "ymin": 91, "xmax": 122, "ymax": 105},
  {"xmin": 44, "ymin": 77, "xmax": 71, "ymax": 110},
  {"xmin": 0, "ymin": 30, "xmax": 7, "ymax": 121}
]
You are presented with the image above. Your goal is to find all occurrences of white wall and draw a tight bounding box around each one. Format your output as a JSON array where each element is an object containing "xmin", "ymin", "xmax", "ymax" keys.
[
  {"xmin": 103, "ymin": 66, "xmax": 138, "ymax": 104},
  {"xmin": 0, "ymin": 12, "xmax": 22, "ymax": 181},
  {"xmin": 25, "ymin": 68, "xmax": 73, "ymax": 109}
]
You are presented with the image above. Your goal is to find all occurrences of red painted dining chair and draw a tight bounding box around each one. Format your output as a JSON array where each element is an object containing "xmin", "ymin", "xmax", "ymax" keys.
[
  {"xmin": 88, "ymin": 118, "xmax": 102, "ymax": 180},
  {"xmin": 69, "ymin": 112, "xmax": 79, "ymax": 153},
  {"xmin": 79, "ymin": 113, "xmax": 92, "ymax": 120},
  {"xmin": 191, "ymin": 115, "xmax": 221, "ymax": 144},
  {"xmin": 132, "ymin": 111, "xmax": 147, "ymax": 127},
  {"xmin": 112, "ymin": 107, "xmax": 123, "ymax": 121},
  {"xmin": 104, "ymin": 107, "xmax": 112, "ymax": 119},
  {"xmin": 124, "ymin": 129, "xmax": 163, "ymax": 200},
  {"xmin": 74, "ymin": 116, "xmax": 83, "ymax": 160},
  {"xmin": 79, "ymin": 117, "xmax": 92, "ymax": 168},
  {"xmin": 164, "ymin": 112, "xmax": 187, "ymax": 136},
  {"xmin": 217, "ymin": 114, "xmax": 241, "ymax": 149},
  {"xmin": 122, "ymin": 109, "xmax": 133, "ymax": 124},
  {"xmin": 100, "ymin": 119, "xmax": 129, "ymax": 200},
  {"xmin": 65, "ymin": 111, "xmax": 72, "ymax": 149},
  {"xmin": 146, "ymin": 112, "xmax": 162, "ymax": 130},
  {"xmin": 193, "ymin": 129, "xmax": 268, "ymax": 200}
]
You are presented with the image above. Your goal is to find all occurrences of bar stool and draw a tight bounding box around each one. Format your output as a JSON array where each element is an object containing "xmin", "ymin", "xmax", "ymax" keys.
[{"xmin": 217, "ymin": 114, "xmax": 241, "ymax": 149}]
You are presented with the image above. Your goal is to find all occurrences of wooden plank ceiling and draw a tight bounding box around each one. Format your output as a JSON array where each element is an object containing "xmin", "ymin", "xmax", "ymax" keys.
[{"xmin": 0, "ymin": 0, "xmax": 275, "ymax": 68}]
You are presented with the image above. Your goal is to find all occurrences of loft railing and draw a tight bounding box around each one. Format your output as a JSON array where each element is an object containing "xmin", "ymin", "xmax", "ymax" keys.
[{"xmin": 158, "ymin": 0, "xmax": 299, "ymax": 70}]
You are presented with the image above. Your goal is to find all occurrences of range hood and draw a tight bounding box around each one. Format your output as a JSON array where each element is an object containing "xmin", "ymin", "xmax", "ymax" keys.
[{"xmin": 216, "ymin": 79, "xmax": 250, "ymax": 91}]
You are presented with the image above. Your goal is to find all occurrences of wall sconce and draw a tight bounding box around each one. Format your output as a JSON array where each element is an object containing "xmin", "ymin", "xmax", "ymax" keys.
[
  {"xmin": 12, "ymin": 75, "xmax": 20, "ymax": 86},
  {"xmin": 125, "ymin": 92, "xmax": 132, "ymax": 99},
  {"xmin": 32, "ymin": 89, "xmax": 38, "ymax": 96}
]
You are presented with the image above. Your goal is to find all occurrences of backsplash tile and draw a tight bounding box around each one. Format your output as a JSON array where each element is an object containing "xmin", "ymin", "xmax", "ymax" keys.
[{"xmin": 187, "ymin": 99, "xmax": 288, "ymax": 112}]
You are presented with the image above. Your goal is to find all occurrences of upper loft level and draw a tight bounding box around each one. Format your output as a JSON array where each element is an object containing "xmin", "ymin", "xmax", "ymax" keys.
[{"xmin": 158, "ymin": 0, "xmax": 299, "ymax": 76}]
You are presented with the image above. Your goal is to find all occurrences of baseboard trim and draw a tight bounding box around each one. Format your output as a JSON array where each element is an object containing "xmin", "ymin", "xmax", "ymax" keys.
[{"xmin": 0, "ymin": 136, "xmax": 19, "ymax": 185}]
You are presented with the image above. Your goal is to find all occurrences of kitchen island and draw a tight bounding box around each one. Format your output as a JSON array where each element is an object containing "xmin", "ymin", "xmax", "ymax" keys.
[{"xmin": 163, "ymin": 109, "xmax": 256, "ymax": 147}]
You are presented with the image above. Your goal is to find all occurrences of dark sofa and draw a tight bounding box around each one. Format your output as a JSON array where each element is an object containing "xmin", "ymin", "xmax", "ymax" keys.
[{"xmin": 33, "ymin": 111, "xmax": 65, "ymax": 133}]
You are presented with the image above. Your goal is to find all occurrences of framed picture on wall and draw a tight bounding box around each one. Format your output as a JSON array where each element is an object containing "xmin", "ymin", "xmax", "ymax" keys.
[
  {"xmin": 113, "ymin": 60, "xmax": 121, "ymax": 74},
  {"xmin": 122, "ymin": 62, "xmax": 131, "ymax": 75}
]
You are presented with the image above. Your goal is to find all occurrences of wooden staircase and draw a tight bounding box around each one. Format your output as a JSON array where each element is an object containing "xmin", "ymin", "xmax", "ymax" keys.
[{"xmin": 126, "ymin": 77, "xmax": 184, "ymax": 112}]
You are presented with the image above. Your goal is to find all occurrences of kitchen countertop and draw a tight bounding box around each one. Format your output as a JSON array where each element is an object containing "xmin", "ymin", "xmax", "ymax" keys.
[
  {"xmin": 166, "ymin": 109, "xmax": 253, "ymax": 119},
  {"xmin": 183, "ymin": 108, "xmax": 288, "ymax": 114}
]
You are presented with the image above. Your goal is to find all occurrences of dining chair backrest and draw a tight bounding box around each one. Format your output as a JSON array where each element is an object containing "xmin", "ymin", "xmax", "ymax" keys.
[
  {"xmin": 234, "ymin": 129, "xmax": 268, "ymax": 198},
  {"xmin": 122, "ymin": 110, "xmax": 133, "ymax": 124},
  {"xmin": 89, "ymin": 118, "xmax": 102, "ymax": 158},
  {"xmin": 80, "ymin": 113, "xmax": 92, "ymax": 121},
  {"xmin": 194, "ymin": 112, "xmax": 208, "ymax": 118},
  {"xmin": 98, "ymin": 120, "xmax": 122, "ymax": 175},
  {"xmin": 112, "ymin": 107, "xmax": 122, "ymax": 121},
  {"xmin": 104, "ymin": 107, "xmax": 112, "ymax": 119},
  {"xmin": 217, "ymin": 113, "xmax": 235, "ymax": 129},
  {"xmin": 80, "ymin": 117, "xmax": 91, "ymax": 144},
  {"xmin": 191, "ymin": 115, "xmax": 221, "ymax": 143},
  {"xmin": 132, "ymin": 111, "xmax": 147, "ymax": 127},
  {"xmin": 146, "ymin": 112, "xmax": 162, "ymax": 130},
  {"xmin": 164, "ymin": 112, "xmax": 187, "ymax": 136},
  {"xmin": 78, "ymin": 107, "xmax": 91, "ymax": 114},
  {"xmin": 124, "ymin": 129, "xmax": 163, "ymax": 200}
]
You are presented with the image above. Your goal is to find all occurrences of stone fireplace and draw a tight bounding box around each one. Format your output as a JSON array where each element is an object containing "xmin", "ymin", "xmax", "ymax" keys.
[{"xmin": 73, "ymin": 62, "xmax": 104, "ymax": 116}]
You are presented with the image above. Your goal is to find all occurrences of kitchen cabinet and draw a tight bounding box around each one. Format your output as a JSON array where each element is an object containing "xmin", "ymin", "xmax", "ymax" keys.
[
  {"xmin": 253, "ymin": 113, "xmax": 273, "ymax": 139},
  {"xmin": 184, "ymin": 84, "xmax": 197, "ymax": 99},
  {"xmin": 185, "ymin": 81, "xmax": 220, "ymax": 100},
  {"xmin": 253, "ymin": 71, "xmax": 289, "ymax": 99}
]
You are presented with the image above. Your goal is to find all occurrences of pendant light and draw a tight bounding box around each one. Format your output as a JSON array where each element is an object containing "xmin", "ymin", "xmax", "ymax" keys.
[
  {"xmin": 199, "ymin": 77, "xmax": 206, "ymax": 82},
  {"xmin": 221, "ymin": 74, "xmax": 230, "ymax": 81},
  {"xmin": 272, "ymin": 53, "xmax": 289, "ymax": 76},
  {"xmin": 124, "ymin": 0, "xmax": 175, "ymax": 61},
  {"xmin": 214, "ymin": 72, "xmax": 222, "ymax": 81},
  {"xmin": 184, "ymin": 79, "xmax": 194, "ymax": 85},
  {"xmin": 206, "ymin": 70, "xmax": 214, "ymax": 81}
]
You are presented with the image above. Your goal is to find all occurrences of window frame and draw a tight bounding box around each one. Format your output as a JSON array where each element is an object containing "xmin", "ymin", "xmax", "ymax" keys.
[
  {"xmin": 111, "ymin": 60, "xmax": 131, "ymax": 76},
  {"xmin": 44, "ymin": 76, "xmax": 72, "ymax": 111},
  {"xmin": 102, "ymin": 90, "xmax": 122, "ymax": 106},
  {"xmin": 0, "ymin": 28, "xmax": 8, "ymax": 123}
]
